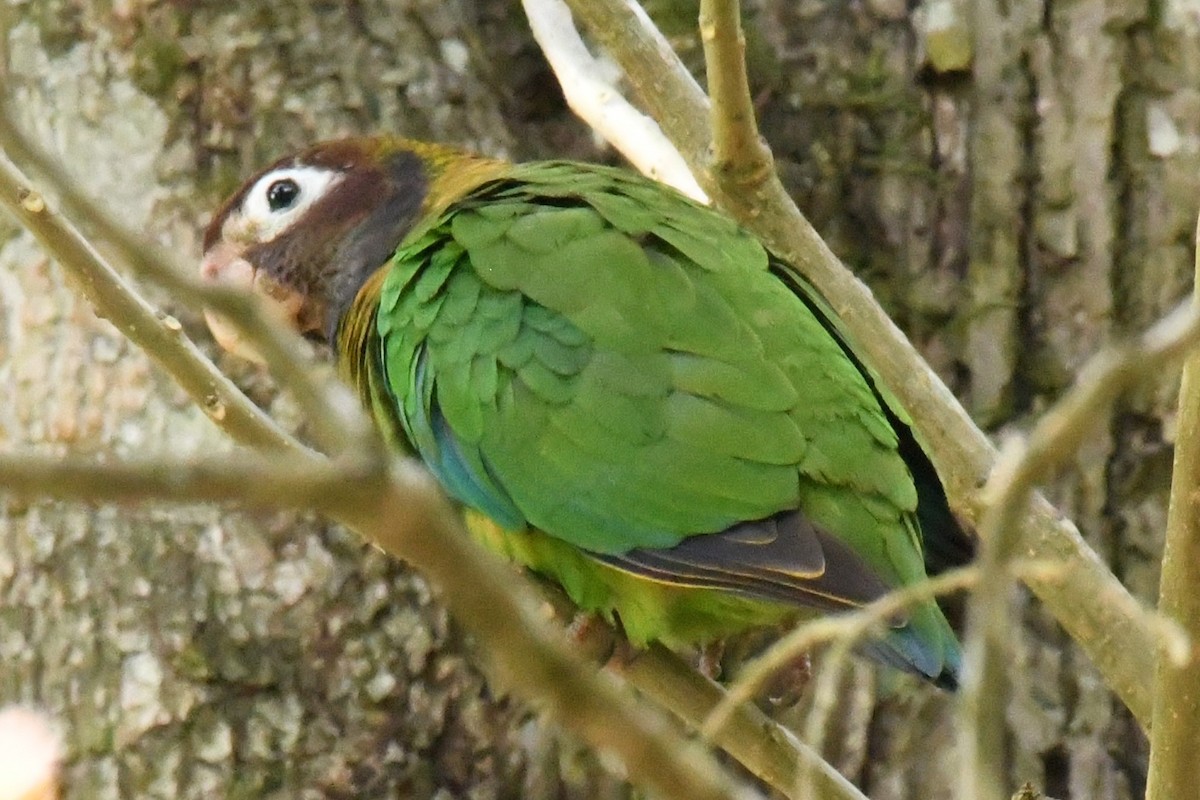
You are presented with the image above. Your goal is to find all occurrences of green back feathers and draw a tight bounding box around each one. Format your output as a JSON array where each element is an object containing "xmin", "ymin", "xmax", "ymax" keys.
[
  {"xmin": 338, "ymin": 156, "xmax": 962, "ymax": 682},
  {"xmin": 375, "ymin": 162, "xmax": 918, "ymax": 572}
]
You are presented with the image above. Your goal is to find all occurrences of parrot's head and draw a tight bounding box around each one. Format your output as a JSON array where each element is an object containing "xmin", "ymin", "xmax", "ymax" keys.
[{"xmin": 199, "ymin": 137, "xmax": 446, "ymax": 362}]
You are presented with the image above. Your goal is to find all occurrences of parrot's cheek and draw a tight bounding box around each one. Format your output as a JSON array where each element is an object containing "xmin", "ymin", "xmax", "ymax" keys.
[
  {"xmin": 200, "ymin": 245, "xmax": 321, "ymax": 363},
  {"xmin": 200, "ymin": 245, "xmax": 270, "ymax": 363}
]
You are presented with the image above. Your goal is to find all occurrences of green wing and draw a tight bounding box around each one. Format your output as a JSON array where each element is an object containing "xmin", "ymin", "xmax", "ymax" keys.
[
  {"xmin": 376, "ymin": 162, "xmax": 921, "ymax": 580},
  {"xmin": 365, "ymin": 161, "xmax": 960, "ymax": 682}
]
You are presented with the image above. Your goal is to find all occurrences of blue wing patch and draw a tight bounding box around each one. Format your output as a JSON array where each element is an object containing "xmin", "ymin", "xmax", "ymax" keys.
[{"xmin": 402, "ymin": 346, "xmax": 527, "ymax": 530}]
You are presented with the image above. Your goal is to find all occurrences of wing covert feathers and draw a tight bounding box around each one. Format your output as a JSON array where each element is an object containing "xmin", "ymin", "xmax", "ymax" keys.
[{"xmin": 359, "ymin": 159, "xmax": 960, "ymax": 684}]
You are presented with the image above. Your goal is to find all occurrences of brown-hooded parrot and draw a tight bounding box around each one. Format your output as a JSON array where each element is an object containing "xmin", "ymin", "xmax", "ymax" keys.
[{"xmin": 200, "ymin": 137, "xmax": 973, "ymax": 687}]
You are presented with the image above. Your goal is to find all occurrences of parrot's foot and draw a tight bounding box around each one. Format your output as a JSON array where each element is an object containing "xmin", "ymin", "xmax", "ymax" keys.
[
  {"xmin": 603, "ymin": 637, "xmax": 640, "ymax": 673},
  {"xmin": 565, "ymin": 610, "xmax": 600, "ymax": 640},
  {"xmin": 565, "ymin": 611, "xmax": 638, "ymax": 670},
  {"xmin": 763, "ymin": 652, "xmax": 812, "ymax": 707},
  {"xmin": 698, "ymin": 641, "xmax": 726, "ymax": 680},
  {"xmin": 565, "ymin": 610, "xmax": 613, "ymax": 656}
]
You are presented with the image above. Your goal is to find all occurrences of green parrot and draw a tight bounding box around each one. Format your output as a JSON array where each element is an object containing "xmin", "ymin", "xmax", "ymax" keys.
[{"xmin": 200, "ymin": 137, "xmax": 973, "ymax": 687}]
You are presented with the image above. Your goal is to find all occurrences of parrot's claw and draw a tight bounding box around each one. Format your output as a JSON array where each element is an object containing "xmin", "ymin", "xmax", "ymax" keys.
[
  {"xmin": 698, "ymin": 641, "xmax": 725, "ymax": 680},
  {"xmin": 764, "ymin": 652, "xmax": 812, "ymax": 707},
  {"xmin": 565, "ymin": 610, "xmax": 606, "ymax": 644},
  {"xmin": 565, "ymin": 611, "xmax": 644, "ymax": 671},
  {"xmin": 603, "ymin": 637, "xmax": 640, "ymax": 673},
  {"xmin": 565, "ymin": 610, "xmax": 635, "ymax": 669}
]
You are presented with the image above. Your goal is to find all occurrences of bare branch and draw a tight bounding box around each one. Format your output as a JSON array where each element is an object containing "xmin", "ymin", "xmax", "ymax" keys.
[
  {"xmin": 522, "ymin": 0, "xmax": 706, "ymax": 201},
  {"xmin": 532, "ymin": 581, "xmax": 869, "ymax": 800},
  {"xmin": 711, "ymin": 566, "xmax": 979, "ymax": 799},
  {"xmin": 1, "ymin": 441, "xmax": 851, "ymax": 799},
  {"xmin": 698, "ymin": 0, "xmax": 774, "ymax": 193},
  {"xmin": 0, "ymin": 111, "xmax": 375, "ymax": 464},
  {"xmin": 708, "ymin": 562, "xmax": 1020, "ymax": 799},
  {"xmin": 0, "ymin": 451, "xmax": 370, "ymax": 510},
  {"xmin": 631, "ymin": 648, "xmax": 867, "ymax": 800},
  {"xmin": 960, "ymin": 298, "xmax": 1200, "ymax": 800},
  {"xmin": 552, "ymin": 0, "xmax": 1159, "ymax": 729},
  {"xmin": 558, "ymin": 0, "xmax": 712, "ymax": 165},
  {"xmin": 1145, "ymin": 218, "xmax": 1200, "ymax": 799},
  {"xmin": 0, "ymin": 448, "xmax": 763, "ymax": 800},
  {"xmin": 704, "ymin": 566, "xmax": 980, "ymax": 740},
  {"xmin": 0, "ymin": 148, "xmax": 300, "ymax": 454},
  {"xmin": 800, "ymin": 634, "xmax": 865, "ymax": 799},
  {"xmin": 14, "ymin": 425, "xmax": 862, "ymax": 800},
  {"xmin": 353, "ymin": 476, "xmax": 767, "ymax": 800}
]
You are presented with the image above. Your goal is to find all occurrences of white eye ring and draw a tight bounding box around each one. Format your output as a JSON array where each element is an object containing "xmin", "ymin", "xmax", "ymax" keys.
[{"xmin": 239, "ymin": 165, "xmax": 342, "ymax": 243}]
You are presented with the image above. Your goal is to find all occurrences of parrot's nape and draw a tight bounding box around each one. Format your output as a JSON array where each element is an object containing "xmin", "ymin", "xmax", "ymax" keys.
[{"xmin": 201, "ymin": 137, "xmax": 974, "ymax": 688}]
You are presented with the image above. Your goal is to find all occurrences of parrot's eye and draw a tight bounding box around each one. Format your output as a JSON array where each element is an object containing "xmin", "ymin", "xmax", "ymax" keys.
[
  {"xmin": 266, "ymin": 179, "xmax": 301, "ymax": 212},
  {"xmin": 239, "ymin": 165, "xmax": 342, "ymax": 243}
]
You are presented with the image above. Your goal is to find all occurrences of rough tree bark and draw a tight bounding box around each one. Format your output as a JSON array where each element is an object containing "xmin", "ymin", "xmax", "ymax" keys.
[
  {"xmin": 1, "ymin": 1, "xmax": 1197, "ymax": 799},
  {"xmin": 1, "ymin": 3, "xmax": 626, "ymax": 799},
  {"xmin": 747, "ymin": 2, "xmax": 1199, "ymax": 798}
]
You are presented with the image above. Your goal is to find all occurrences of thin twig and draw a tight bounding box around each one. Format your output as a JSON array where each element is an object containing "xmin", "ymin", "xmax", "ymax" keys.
[
  {"xmin": 0, "ymin": 111, "xmax": 375, "ymax": 464},
  {"xmin": 522, "ymin": 0, "xmax": 707, "ymax": 201},
  {"xmin": 960, "ymin": 298, "xmax": 1200, "ymax": 800},
  {"xmin": 704, "ymin": 566, "xmax": 980, "ymax": 739},
  {"xmin": 800, "ymin": 634, "xmax": 862, "ymax": 799},
  {"xmin": 724, "ymin": 567, "xmax": 978, "ymax": 800},
  {"xmin": 1143, "ymin": 217, "xmax": 1200, "ymax": 800},
  {"xmin": 790, "ymin": 559, "xmax": 1179, "ymax": 800},
  {"xmin": 0, "ymin": 450, "xmax": 762, "ymax": 800},
  {"xmin": 0, "ymin": 445, "xmax": 853, "ymax": 800},
  {"xmin": 698, "ymin": 0, "xmax": 774, "ymax": 193},
  {"xmin": 712, "ymin": 563, "xmax": 993, "ymax": 800},
  {"xmin": 353, "ymin": 474, "xmax": 766, "ymax": 800},
  {"xmin": 0, "ymin": 149, "xmax": 301, "ymax": 454},
  {"xmin": 198, "ymin": 283, "xmax": 377, "ymax": 462},
  {"xmin": 630, "ymin": 646, "xmax": 867, "ymax": 800},
  {"xmin": 530, "ymin": 579, "xmax": 868, "ymax": 800},
  {"xmin": 552, "ymin": 0, "xmax": 1159, "ymax": 729},
  {"xmin": 0, "ymin": 451, "xmax": 375, "ymax": 511},
  {"xmin": 559, "ymin": 0, "xmax": 711, "ymax": 164},
  {"xmin": 960, "ymin": 437, "xmax": 1027, "ymax": 800}
]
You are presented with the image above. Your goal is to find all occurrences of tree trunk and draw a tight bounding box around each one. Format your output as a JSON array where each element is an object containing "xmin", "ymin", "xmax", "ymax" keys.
[
  {"xmin": 1, "ymin": 3, "xmax": 624, "ymax": 798},
  {"xmin": 749, "ymin": 1, "xmax": 1199, "ymax": 798},
  {"xmin": 2, "ymin": 1, "xmax": 1197, "ymax": 798}
]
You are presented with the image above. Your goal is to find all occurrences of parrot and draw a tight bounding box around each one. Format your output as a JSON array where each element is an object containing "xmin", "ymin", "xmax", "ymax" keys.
[{"xmin": 200, "ymin": 136, "xmax": 974, "ymax": 688}]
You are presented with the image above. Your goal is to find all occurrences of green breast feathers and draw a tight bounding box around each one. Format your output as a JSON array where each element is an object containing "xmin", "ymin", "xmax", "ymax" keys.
[{"xmin": 200, "ymin": 139, "xmax": 972, "ymax": 687}]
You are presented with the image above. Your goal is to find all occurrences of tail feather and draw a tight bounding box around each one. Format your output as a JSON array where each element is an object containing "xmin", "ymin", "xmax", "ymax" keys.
[{"xmin": 858, "ymin": 615, "xmax": 962, "ymax": 690}]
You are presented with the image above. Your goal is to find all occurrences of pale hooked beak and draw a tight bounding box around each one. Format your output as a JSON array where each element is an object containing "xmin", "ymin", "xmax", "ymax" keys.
[{"xmin": 199, "ymin": 241, "xmax": 310, "ymax": 364}]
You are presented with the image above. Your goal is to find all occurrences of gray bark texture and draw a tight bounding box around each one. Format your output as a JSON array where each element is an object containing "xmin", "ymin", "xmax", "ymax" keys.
[{"xmin": 1, "ymin": 0, "xmax": 1198, "ymax": 799}]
